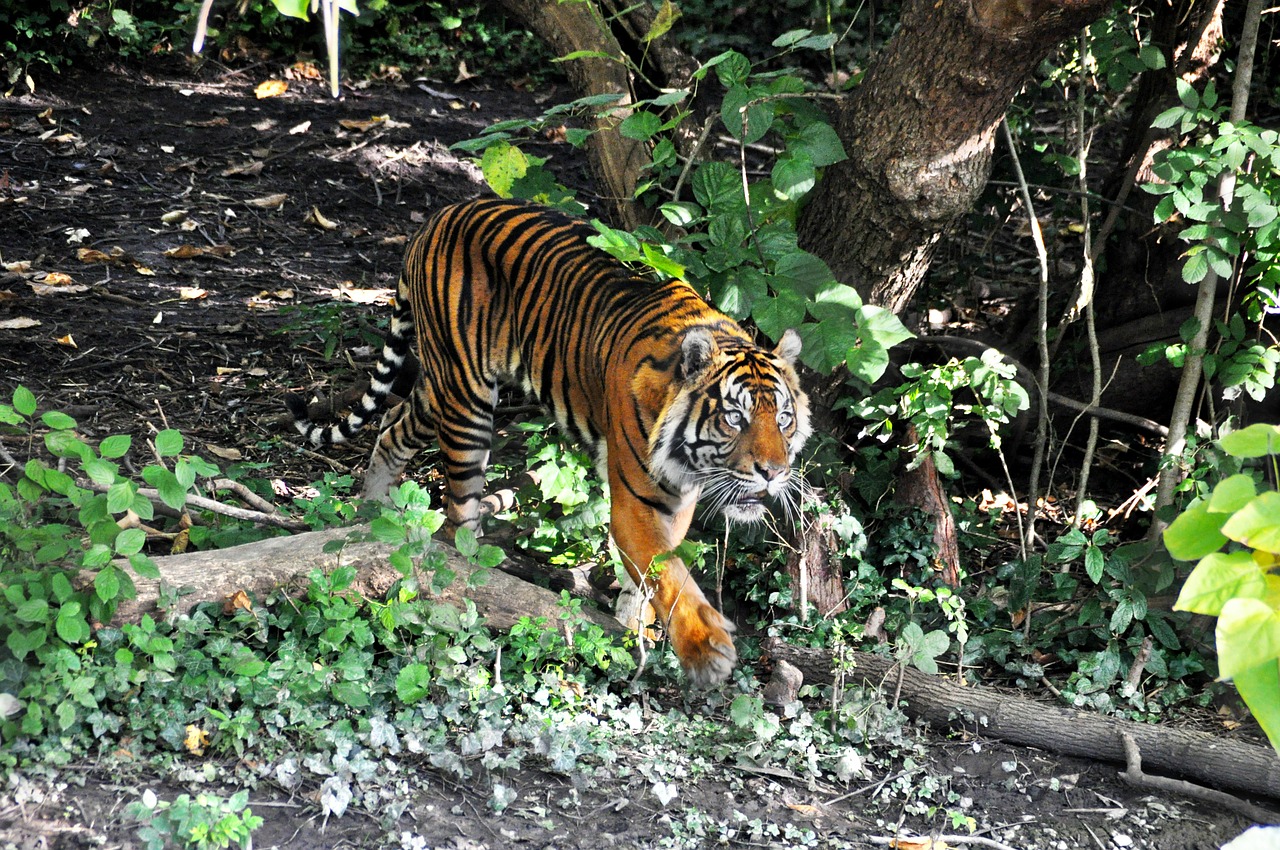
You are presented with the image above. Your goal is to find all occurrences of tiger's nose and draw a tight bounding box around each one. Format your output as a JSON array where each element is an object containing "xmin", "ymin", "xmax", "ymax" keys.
[{"xmin": 755, "ymin": 461, "xmax": 787, "ymax": 482}]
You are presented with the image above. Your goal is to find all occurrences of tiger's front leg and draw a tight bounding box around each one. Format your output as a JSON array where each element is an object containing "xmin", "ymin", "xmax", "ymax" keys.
[{"xmin": 609, "ymin": 489, "xmax": 737, "ymax": 687}]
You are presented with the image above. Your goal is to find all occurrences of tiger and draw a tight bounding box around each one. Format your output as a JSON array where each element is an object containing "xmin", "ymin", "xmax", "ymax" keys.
[{"xmin": 286, "ymin": 198, "xmax": 811, "ymax": 686}]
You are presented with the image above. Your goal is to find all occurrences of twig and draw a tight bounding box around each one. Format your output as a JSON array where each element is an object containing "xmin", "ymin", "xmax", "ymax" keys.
[
  {"xmin": 210, "ymin": 478, "xmax": 287, "ymax": 516},
  {"xmin": 1072, "ymin": 28, "xmax": 1103, "ymax": 527},
  {"xmin": 868, "ymin": 833, "xmax": 1022, "ymax": 850},
  {"xmin": 1000, "ymin": 118, "xmax": 1050, "ymax": 557},
  {"xmin": 75, "ymin": 479, "xmax": 307, "ymax": 531},
  {"xmin": 1125, "ymin": 636, "xmax": 1152, "ymax": 690},
  {"xmin": 1119, "ymin": 732, "xmax": 1280, "ymax": 824}
]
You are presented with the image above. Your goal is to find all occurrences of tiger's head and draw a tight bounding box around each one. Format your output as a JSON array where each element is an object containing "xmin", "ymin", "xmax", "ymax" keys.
[{"xmin": 649, "ymin": 327, "xmax": 812, "ymax": 523}]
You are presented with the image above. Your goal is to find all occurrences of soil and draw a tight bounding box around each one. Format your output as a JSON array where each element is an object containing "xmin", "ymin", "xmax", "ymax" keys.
[{"xmin": 0, "ymin": 57, "xmax": 1265, "ymax": 849}]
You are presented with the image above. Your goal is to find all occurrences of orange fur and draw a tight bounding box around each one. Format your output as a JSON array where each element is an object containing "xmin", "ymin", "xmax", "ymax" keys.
[{"xmin": 288, "ymin": 199, "xmax": 811, "ymax": 686}]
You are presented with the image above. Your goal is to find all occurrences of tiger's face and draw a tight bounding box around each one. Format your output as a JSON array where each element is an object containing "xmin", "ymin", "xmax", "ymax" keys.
[{"xmin": 650, "ymin": 328, "xmax": 811, "ymax": 523}]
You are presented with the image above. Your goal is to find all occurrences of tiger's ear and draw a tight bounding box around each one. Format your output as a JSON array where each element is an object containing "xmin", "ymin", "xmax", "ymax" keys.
[
  {"xmin": 774, "ymin": 328, "xmax": 802, "ymax": 364},
  {"xmin": 680, "ymin": 328, "xmax": 718, "ymax": 381}
]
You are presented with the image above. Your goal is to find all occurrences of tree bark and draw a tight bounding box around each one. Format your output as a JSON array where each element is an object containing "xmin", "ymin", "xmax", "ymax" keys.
[
  {"xmin": 95, "ymin": 525, "xmax": 624, "ymax": 635},
  {"xmin": 798, "ymin": 0, "xmax": 1109, "ymax": 314},
  {"xmin": 764, "ymin": 638, "xmax": 1280, "ymax": 805}
]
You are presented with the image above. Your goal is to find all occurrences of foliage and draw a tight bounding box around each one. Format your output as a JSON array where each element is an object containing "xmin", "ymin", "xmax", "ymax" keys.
[
  {"xmin": 457, "ymin": 36, "xmax": 913, "ymax": 386},
  {"xmin": 0, "ymin": 385, "xmax": 245, "ymax": 739},
  {"xmin": 1136, "ymin": 81, "xmax": 1280, "ymax": 402},
  {"xmin": 128, "ymin": 789, "xmax": 262, "ymax": 850},
  {"xmin": 1166, "ymin": 422, "xmax": 1280, "ymax": 752},
  {"xmin": 848, "ymin": 349, "xmax": 1030, "ymax": 476}
]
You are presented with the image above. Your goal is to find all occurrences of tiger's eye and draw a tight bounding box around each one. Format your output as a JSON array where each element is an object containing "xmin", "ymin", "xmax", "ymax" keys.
[
  {"xmin": 723, "ymin": 410, "xmax": 744, "ymax": 430},
  {"xmin": 777, "ymin": 410, "xmax": 793, "ymax": 429}
]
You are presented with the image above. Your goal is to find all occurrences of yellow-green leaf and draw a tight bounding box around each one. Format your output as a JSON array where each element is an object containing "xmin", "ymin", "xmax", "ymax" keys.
[
  {"xmin": 643, "ymin": 0, "xmax": 681, "ymax": 42},
  {"xmin": 1221, "ymin": 491, "xmax": 1280, "ymax": 555},
  {"xmin": 1162, "ymin": 498, "xmax": 1227, "ymax": 561},
  {"xmin": 1174, "ymin": 551, "xmax": 1267, "ymax": 616},
  {"xmin": 1233, "ymin": 660, "xmax": 1280, "ymax": 754},
  {"xmin": 1217, "ymin": 597, "xmax": 1280, "ymax": 680},
  {"xmin": 1207, "ymin": 473, "xmax": 1258, "ymax": 513}
]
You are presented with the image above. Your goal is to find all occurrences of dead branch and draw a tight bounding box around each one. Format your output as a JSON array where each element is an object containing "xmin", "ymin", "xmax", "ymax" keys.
[{"xmin": 764, "ymin": 638, "xmax": 1280, "ymax": 805}]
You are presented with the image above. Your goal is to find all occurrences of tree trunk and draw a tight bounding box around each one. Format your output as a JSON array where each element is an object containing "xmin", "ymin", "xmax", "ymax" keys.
[
  {"xmin": 764, "ymin": 638, "xmax": 1280, "ymax": 805},
  {"xmin": 495, "ymin": 0, "xmax": 651, "ymax": 228},
  {"xmin": 92, "ymin": 524, "xmax": 624, "ymax": 635},
  {"xmin": 798, "ymin": 0, "xmax": 1110, "ymax": 314}
]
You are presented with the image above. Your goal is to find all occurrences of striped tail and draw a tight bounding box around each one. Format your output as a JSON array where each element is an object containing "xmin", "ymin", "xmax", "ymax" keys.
[{"xmin": 285, "ymin": 291, "xmax": 414, "ymax": 447}]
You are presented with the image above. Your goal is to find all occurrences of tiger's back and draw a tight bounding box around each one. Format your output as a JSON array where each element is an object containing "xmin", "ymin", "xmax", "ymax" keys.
[{"xmin": 288, "ymin": 198, "xmax": 811, "ymax": 686}]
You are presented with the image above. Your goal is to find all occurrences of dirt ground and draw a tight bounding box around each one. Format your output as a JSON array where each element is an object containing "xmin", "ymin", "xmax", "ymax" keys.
[{"xmin": 0, "ymin": 57, "xmax": 1268, "ymax": 849}]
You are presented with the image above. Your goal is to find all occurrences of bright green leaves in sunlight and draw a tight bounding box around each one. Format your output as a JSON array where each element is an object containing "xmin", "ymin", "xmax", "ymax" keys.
[{"xmin": 1169, "ymin": 422, "xmax": 1280, "ymax": 752}]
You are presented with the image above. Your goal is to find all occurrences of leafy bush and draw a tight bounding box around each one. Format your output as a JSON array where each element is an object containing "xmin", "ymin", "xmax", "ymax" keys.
[{"xmin": 1166, "ymin": 422, "xmax": 1280, "ymax": 751}]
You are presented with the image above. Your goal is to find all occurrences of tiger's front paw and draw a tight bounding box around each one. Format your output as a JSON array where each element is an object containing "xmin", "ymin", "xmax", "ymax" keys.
[{"xmin": 670, "ymin": 602, "xmax": 737, "ymax": 688}]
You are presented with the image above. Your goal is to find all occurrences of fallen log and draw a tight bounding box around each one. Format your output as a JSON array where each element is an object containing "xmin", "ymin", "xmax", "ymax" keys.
[
  {"xmin": 103, "ymin": 524, "xmax": 624, "ymax": 635},
  {"xmin": 763, "ymin": 638, "xmax": 1280, "ymax": 807}
]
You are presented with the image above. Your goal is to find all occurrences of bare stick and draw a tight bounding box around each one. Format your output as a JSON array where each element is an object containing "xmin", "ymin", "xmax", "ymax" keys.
[
  {"xmin": 1001, "ymin": 118, "xmax": 1050, "ymax": 555},
  {"xmin": 75, "ymin": 479, "xmax": 307, "ymax": 531},
  {"xmin": 1120, "ymin": 732, "xmax": 1279, "ymax": 824}
]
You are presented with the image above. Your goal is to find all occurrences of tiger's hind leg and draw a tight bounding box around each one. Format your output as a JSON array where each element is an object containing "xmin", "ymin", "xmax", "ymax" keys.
[
  {"xmin": 362, "ymin": 383, "xmax": 437, "ymax": 501},
  {"xmin": 432, "ymin": 384, "xmax": 500, "ymax": 533}
]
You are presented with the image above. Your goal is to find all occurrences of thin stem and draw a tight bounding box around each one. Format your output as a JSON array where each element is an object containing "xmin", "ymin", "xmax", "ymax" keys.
[
  {"xmin": 1000, "ymin": 118, "xmax": 1050, "ymax": 552},
  {"xmin": 1152, "ymin": 0, "xmax": 1263, "ymax": 519},
  {"xmin": 1074, "ymin": 30, "xmax": 1102, "ymax": 524}
]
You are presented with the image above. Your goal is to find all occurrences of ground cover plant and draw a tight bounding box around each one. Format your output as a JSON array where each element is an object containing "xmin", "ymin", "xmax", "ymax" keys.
[{"xmin": 1, "ymin": 0, "xmax": 1279, "ymax": 847}]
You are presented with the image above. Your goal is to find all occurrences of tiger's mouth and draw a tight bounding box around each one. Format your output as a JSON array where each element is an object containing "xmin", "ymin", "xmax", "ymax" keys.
[{"xmin": 722, "ymin": 489, "xmax": 769, "ymax": 522}]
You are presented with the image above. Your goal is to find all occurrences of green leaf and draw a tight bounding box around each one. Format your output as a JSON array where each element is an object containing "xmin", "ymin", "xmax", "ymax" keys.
[
  {"xmin": 659, "ymin": 201, "xmax": 701, "ymax": 228},
  {"xmin": 1176, "ymin": 78, "xmax": 1199, "ymax": 110},
  {"xmin": 15, "ymin": 598, "xmax": 50, "ymax": 624},
  {"xmin": 332, "ymin": 681, "xmax": 370, "ymax": 708},
  {"xmin": 1221, "ymin": 491, "xmax": 1280, "ymax": 554},
  {"xmin": 270, "ymin": 0, "xmax": 309, "ymax": 19},
  {"xmin": 554, "ymin": 49, "xmax": 616, "ymax": 63},
  {"xmin": 42, "ymin": 410, "xmax": 77, "ymax": 430},
  {"xmin": 1232, "ymin": 660, "xmax": 1280, "ymax": 752},
  {"xmin": 720, "ymin": 84, "xmax": 773, "ymax": 145},
  {"xmin": 691, "ymin": 161, "xmax": 743, "ymax": 214},
  {"xmin": 1208, "ymin": 474, "xmax": 1258, "ymax": 514},
  {"xmin": 95, "ymin": 565, "xmax": 121, "ymax": 602},
  {"xmin": 1181, "ymin": 250, "xmax": 1209, "ymax": 284},
  {"xmin": 1174, "ymin": 551, "xmax": 1267, "ymax": 616},
  {"xmin": 1162, "ymin": 499, "xmax": 1227, "ymax": 560},
  {"xmin": 729, "ymin": 693, "xmax": 761, "ymax": 727},
  {"xmin": 773, "ymin": 251, "xmax": 834, "ymax": 299},
  {"xmin": 83, "ymin": 458, "xmax": 118, "ymax": 487},
  {"xmin": 130, "ymin": 553, "xmax": 161, "ymax": 580},
  {"xmin": 772, "ymin": 29, "xmax": 812, "ymax": 47},
  {"xmin": 793, "ymin": 122, "xmax": 846, "ymax": 167},
  {"xmin": 619, "ymin": 111, "xmax": 662, "ymax": 141},
  {"xmin": 13, "ymin": 385, "xmax": 36, "ymax": 417},
  {"xmin": 1217, "ymin": 597, "xmax": 1280, "ymax": 679},
  {"xmin": 856, "ymin": 305, "xmax": 914, "ymax": 351},
  {"xmin": 1085, "ymin": 545, "xmax": 1104, "ymax": 584},
  {"xmin": 712, "ymin": 51, "xmax": 751, "ymax": 88},
  {"xmin": 454, "ymin": 525, "xmax": 479, "ymax": 558},
  {"xmin": 1220, "ymin": 423, "xmax": 1280, "ymax": 458},
  {"xmin": 55, "ymin": 602, "xmax": 89, "ymax": 644},
  {"xmin": 752, "ymin": 289, "xmax": 808, "ymax": 342},
  {"xmin": 771, "ymin": 151, "xmax": 815, "ymax": 200},
  {"xmin": 153, "ymin": 429, "xmax": 183, "ymax": 457},
  {"xmin": 641, "ymin": 243, "xmax": 684, "ymax": 279},
  {"xmin": 480, "ymin": 142, "xmax": 529, "ymax": 198},
  {"xmin": 396, "ymin": 663, "xmax": 432, "ymax": 703},
  {"xmin": 97, "ymin": 434, "xmax": 132, "ymax": 459},
  {"xmin": 115, "ymin": 527, "xmax": 146, "ymax": 556}
]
